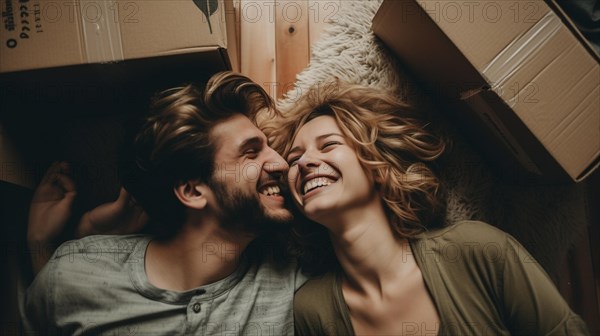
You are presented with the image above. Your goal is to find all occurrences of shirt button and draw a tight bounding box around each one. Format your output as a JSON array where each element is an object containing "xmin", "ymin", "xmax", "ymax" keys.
[{"xmin": 192, "ymin": 303, "xmax": 201, "ymax": 313}]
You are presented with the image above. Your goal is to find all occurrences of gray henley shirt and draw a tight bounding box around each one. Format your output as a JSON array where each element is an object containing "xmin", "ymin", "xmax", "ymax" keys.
[{"xmin": 23, "ymin": 234, "xmax": 306, "ymax": 335}]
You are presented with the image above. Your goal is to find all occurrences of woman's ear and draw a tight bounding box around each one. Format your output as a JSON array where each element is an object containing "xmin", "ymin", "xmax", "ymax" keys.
[
  {"xmin": 174, "ymin": 181, "xmax": 208, "ymax": 210},
  {"xmin": 370, "ymin": 167, "xmax": 384, "ymax": 185}
]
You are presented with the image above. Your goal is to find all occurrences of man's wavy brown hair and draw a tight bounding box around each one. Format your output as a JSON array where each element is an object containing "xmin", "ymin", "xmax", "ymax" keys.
[
  {"xmin": 121, "ymin": 72, "xmax": 275, "ymax": 240},
  {"xmin": 262, "ymin": 81, "xmax": 447, "ymax": 274}
]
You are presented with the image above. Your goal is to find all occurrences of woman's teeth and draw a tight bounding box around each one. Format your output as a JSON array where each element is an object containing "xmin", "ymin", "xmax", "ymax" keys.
[{"xmin": 303, "ymin": 178, "xmax": 333, "ymax": 195}]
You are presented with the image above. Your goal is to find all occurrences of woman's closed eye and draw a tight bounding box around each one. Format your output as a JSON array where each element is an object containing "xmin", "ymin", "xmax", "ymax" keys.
[
  {"xmin": 287, "ymin": 155, "xmax": 301, "ymax": 166},
  {"xmin": 287, "ymin": 142, "xmax": 341, "ymax": 166},
  {"xmin": 321, "ymin": 141, "xmax": 341, "ymax": 150}
]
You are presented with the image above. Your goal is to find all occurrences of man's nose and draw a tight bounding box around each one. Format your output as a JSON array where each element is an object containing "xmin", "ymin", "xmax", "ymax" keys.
[{"xmin": 263, "ymin": 146, "xmax": 289, "ymax": 174}]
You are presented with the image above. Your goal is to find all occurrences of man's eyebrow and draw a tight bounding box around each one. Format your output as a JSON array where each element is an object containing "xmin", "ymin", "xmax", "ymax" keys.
[
  {"xmin": 287, "ymin": 133, "xmax": 344, "ymax": 156},
  {"xmin": 238, "ymin": 136, "xmax": 263, "ymax": 152}
]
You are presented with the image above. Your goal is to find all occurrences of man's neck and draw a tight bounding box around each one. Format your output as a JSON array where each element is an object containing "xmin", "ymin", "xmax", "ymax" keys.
[{"xmin": 145, "ymin": 219, "xmax": 253, "ymax": 292}]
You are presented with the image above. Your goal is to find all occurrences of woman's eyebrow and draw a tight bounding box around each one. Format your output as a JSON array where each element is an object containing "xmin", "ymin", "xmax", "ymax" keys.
[
  {"xmin": 317, "ymin": 133, "xmax": 344, "ymax": 140},
  {"xmin": 287, "ymin": 133, "xmax": 344, "ymax": 156},
  {"xmin": 287, "ymin": 146, "xmax": 303, "ymax": 157}
]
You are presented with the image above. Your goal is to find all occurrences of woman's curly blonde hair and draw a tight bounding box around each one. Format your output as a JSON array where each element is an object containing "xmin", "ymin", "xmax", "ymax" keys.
[{"xmin": 262, "ymin": 80, "xmax": 447, "ymax": 274}]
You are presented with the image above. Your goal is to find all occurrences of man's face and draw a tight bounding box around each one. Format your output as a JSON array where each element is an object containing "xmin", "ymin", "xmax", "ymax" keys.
[{"xmin": 208, "ymin": 114, "xmax": 292, "ymax": 234}]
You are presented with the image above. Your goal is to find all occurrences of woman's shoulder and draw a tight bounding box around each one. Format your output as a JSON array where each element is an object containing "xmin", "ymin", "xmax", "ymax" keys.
[
  {"xmin": 418, "ymin": 220, "xmax": 509, "ymax": 244},
  {"xmin": 412, "ymin": 220, "xmax": 514, "ymax": 264},
  {"xmin": 294, "ymin": 272, "xmax": 346, "ymax": 335},
  {"xmin": 295, "ymin": 272, "xmax": 337, "ymax": 309}
]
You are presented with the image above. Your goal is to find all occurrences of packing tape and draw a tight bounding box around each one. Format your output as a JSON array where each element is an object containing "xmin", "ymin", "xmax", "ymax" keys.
[
  {"xmin": 482, "ymin": 11, "xmax": 561, "ymax": 89},
  {"xmin": 80, "ymin": 0, "xmax": 125, "ymax": 64}
]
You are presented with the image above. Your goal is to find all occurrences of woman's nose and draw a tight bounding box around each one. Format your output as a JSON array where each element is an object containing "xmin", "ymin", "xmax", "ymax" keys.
[{"xmin": 297, "ymin": 153, "xmax": 321, "ymax": 171}]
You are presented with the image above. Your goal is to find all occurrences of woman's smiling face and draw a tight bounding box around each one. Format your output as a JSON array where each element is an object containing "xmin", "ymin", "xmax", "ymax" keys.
[{"xmin": 286, "ymin": 115, "xmax": 377, "ymax": 224}]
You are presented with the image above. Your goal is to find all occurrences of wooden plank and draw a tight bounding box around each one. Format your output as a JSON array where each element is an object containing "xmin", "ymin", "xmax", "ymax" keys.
[
  {"xmin": 275, "ymin": 0, "xmax": 310, "ymax": 99},
  {"xmin": 225, "ymin": 0, "xmax": 241, "ymax": 72},
  {"xmin": 240, "ymin": 0, "xmax": 277, "ymax": 96},
  {"xmin": 308, "ymin": 0, "xmax": 337, "ymax": 49}
]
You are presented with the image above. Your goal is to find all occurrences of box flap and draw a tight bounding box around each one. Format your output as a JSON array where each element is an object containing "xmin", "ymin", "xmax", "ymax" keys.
[
  {"xmin": 372, "ymin": 0, "xmax": 487, "ymax": 98},
  {"xmin": 419, "ymin": 1, "xmax": 549, "ymax": 73}
]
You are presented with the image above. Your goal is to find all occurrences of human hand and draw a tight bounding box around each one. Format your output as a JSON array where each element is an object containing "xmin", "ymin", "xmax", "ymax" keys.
[
  {"xmin": 27, "ymin": 161, "xmax": 77, "ymax": 246},
  {"xmin": 77, "ymin": 187, "xmax": 148, "ymax": 238},
  {"xmin": 28, "ymin": 161, "xmax": 77, "ymax": 274}
]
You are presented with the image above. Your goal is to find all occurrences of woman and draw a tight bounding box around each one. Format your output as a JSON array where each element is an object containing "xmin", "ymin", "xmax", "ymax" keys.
[{"xmin": 264, "ymin": 81, "xmax": 589, "ymax": 335}]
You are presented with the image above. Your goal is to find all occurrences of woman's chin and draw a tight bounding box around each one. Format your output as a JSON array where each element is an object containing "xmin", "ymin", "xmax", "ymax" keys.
[
  {"xmin": 303, "ymin": 206, "xmax": 336, "ymax": 225},
  {"xmin": 295, "ymin": 196, "xmax": 340, "ymax": 225}
]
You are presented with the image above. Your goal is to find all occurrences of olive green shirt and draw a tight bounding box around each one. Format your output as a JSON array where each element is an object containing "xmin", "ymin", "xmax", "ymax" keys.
[{"xmin": 294, "ymin": 221, "xmax": 589, "ymax": 335}]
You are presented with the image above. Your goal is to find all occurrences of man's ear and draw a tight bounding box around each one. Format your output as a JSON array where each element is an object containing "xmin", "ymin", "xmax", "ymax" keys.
[{"xmin": 174, "ymin": 181, "xmax": 208, "ymax": 210}]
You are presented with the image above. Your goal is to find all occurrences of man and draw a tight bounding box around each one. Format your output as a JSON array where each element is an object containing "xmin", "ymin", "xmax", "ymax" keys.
[{"xmin": 23, "ymin": 72, "xmax": 306, "ymax": 335}]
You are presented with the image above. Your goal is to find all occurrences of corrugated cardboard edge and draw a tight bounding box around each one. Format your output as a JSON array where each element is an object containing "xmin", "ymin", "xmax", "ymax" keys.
[
  {"xmin": 545, "ymin": 0, "xmax": 600, "ymax": 62},
  {"xmin": 153, "ymin": 45, "xmax": 224, "ymax": 57},
  {"xmin": 371, "ymin": 0, "xmax": 488, "ymax": 96},
  {"xmin": 577, "ymin": 157, "xmax": 600, "ymax": 182}
]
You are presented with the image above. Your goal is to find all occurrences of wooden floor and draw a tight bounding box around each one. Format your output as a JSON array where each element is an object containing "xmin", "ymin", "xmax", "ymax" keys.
[{"xmin": 232, "ymin": 0, "xmax": 334, "ymax": 99}]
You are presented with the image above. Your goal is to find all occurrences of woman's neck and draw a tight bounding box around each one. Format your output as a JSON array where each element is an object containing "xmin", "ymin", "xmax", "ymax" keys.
[{"xmin": 327, "ymin": 205, "xmax": 416, "ymax": 297}]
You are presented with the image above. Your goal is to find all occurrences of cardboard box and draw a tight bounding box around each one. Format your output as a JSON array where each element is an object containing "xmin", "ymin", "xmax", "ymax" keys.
[
  {"xmin": 372, "ymin": 0, "xmax": 600, "ymax": 182},
  {"xmin": 0, "ymin": 0, "xmax": 233, "ymax": 73}
]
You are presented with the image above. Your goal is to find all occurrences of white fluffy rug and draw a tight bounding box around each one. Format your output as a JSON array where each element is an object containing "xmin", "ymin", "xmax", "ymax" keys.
[{"xmin": 278, "ymin": 0, "xmax": 589, "ymax": 276}]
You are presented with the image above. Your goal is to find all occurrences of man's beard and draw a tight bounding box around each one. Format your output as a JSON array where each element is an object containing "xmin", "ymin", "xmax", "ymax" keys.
[{"xmin": 207, "ymin": 178, "xmax": 291, "ymax": 235}]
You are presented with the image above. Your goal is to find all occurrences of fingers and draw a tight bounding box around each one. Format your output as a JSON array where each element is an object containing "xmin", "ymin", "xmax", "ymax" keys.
[
  {"xmin": 33, "ymin": 161, "xmax": 76, "ymax": 202},
  {"xmin": 46, "ymin": 161, "xmax": 75, "ymax": 192},
  {"xmin": 41, "ymin": 161, "xmax": 73, "ymax": 192},
  {"xmin": 54, "ymin": 174, "xmax": 77, "ymax": 196},
  {"xmin": 41, "ymin": 161, "xmax": 61, "ymax": 184},
  {"xmin": 41, "ymin": 161, "xmax": 69, "ymax": 184},
  {"xmin": 115, "ymin": 187, "xmax": 129, "ymax": 206},
  {"xmin": 117, "ymin": 187, "xmax": 141, "ymax": 209}
]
